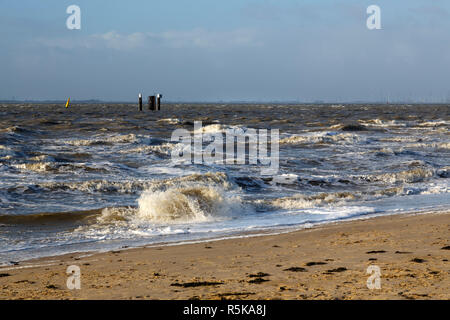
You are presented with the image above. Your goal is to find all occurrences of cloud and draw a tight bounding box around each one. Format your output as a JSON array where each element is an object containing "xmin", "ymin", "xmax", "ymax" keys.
[
  {"xmin": 157, "ymin": 28, "xmax": 262, "ymax": 49},
  {"xmin": 33, "ymin": 28, "xmax": 263, "ymax": 51},
  {"xmin": 92, "ymin": 31, "xmax": 148, "ymax": 50}
]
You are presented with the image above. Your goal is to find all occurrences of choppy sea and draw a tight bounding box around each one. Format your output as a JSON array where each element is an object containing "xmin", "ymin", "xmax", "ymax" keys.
[{"xmin": 0, "ymin": 103, "xmax": 448, "ymax": 264}]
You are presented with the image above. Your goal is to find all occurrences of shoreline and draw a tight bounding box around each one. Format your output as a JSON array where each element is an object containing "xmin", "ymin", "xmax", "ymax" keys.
[
  {"xmin": 2, "ymin": 208, "xmax": 445, "ymax": 267},
  {"xmin": 1, "ymin": 210, "xmax": 449, "ymax": 299}
]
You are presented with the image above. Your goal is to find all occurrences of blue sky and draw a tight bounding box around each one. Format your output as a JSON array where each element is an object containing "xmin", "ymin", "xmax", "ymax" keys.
[{"xmin": 1, "ymin": 0, "xmax": 450, "ymax": 102}]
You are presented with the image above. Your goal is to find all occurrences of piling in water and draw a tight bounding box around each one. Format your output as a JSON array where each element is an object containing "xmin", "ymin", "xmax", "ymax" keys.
[
  {"xmin": 156, "ymin": 94, "xmax": 162, "ymax": 110},
  {"xmin": 149, "ymin": 96, "xmax": 156, "ymax": 110},
  {"xmin": 138, "ymin": 93, "xmax": 142, "ymax": 111}
]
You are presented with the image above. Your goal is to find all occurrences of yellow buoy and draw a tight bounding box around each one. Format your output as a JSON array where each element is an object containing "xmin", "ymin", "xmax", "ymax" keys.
[{"xmin": 65, "ymin": 97, "xmax": 70, "ymax": 108}]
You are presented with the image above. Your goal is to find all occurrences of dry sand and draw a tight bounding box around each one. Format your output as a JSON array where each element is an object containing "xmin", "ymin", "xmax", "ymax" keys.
[{"xmin": 1, "ymin": 211, "xmax": 449, "ymax": 300}]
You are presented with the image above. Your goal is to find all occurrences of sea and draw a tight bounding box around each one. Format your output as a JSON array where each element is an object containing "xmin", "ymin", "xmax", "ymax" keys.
[{"xmin": 0, "ymin": 103, "xmax": 448, "ymax": 265}]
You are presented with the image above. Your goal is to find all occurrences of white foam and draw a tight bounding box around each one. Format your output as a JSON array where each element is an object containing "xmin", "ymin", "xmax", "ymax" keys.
[
  {"xmin": 136, "ymin": 185, "xmax": 243, "ymax": 223},
  {"xmin": 63, "ymin": 133, "xmax": 143, "ymax": 146},
  {"xmin": 118, "ymin": 143, "xmax": 175, "ymax": 155},
  {"xmin": 359, "ymin": 119, "xmax": 406, "ymax": 127},
  {"xmin": 280, "ymin": 131, "xmax": 362, "ymax": 145},
  {"xmin": 157, "ymin": 118, "xmax": 181, "ymax": 125},
  {"xmin": 301, "ymin": 206, "xmax": 376, "ymax": 219},
  {"xmin": 193, "ymin": 124, "xmax": 248, "ymax": 135}
]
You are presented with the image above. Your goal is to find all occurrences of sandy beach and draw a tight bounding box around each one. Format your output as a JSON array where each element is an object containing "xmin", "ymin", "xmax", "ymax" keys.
[{"xmin": 0, "ymin": 211, "xmax": 448, "ymax": 300}]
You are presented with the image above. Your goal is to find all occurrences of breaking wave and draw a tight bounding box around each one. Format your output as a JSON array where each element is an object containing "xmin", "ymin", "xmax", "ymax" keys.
[
  {"xmin": 358, "ymin": 119, "xmax": 406, "ymax": 128},
  {"xmin": 11, "ymin": 162, "xmax": 109, "ymax": 174},
  {"xmin": 38, "ymin": 172, "xmax": 232, "ymax": 194},
  {"xmin": 63, "ymin": 133, "xmax": 143, "ymax": 146},
  {"xmin": 136, "ymin": 186, "xmax": 242, "ymax": 223},
  {"xmin": 96, "ymin": 174, "xmax": 245, "ymax": 224},
  {"xmin": 279, "ymin": 132, "xmax": 363, "ymax": 145},
  {"xmin": 0, "ymin": 126, "xmax": 36, "ymax": 134},
  {"xmin": 260, "ymin": 184, "xmax": 449, "ymax": 210},
  {"xmin": 193, "ymin": 124, "xmax": 249, "ymax": 135},
  {"xmin": 118, "ymin": 143, "xmax": 175, "ymax": 156},
  {"xmin": 361, "ymin": 168, "xmax": 436, "ymax": 184},
  {"xmin": 157, "ymin": 118, "xmax": 181, "ymax": 125}
]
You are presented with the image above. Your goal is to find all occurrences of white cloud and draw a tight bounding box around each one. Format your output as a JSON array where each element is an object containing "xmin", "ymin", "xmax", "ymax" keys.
[
  {"xmin": 34, "ymin": 28, "xmax": 263, "ymax": 51},
  {"xmin": 92, "ymin": 31, "xmax": 148, "ymax": 50},
  {"xmin": 157, "ymin": 28, "xmax": 262, "ymax": 49}
]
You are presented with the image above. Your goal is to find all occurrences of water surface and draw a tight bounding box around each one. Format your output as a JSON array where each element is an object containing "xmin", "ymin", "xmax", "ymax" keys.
[{"xmin": 0, "ymin": 103, "xmax": 448, "ymax": 264}]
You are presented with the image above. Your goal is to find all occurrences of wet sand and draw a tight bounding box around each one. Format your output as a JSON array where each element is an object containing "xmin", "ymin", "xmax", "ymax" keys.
[{"xmin": 0, "ymin": 211, "xmax": 449, "ymax": 300}]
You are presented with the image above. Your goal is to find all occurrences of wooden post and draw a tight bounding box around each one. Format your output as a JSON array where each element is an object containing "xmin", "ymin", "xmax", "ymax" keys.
[
  {"xmin": 149, "ymin": 96, "xmax": 156, "ymax": 110},
  {"xmin": 156, "ymin": 94, "xmax": 162, "ymax": 110},
  {"xmin": 138, "ymin": 93, "xmax": 142, "ymax": 111}
]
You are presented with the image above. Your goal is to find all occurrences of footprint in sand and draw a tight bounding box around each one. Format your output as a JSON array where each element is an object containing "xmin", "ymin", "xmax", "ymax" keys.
[
  {"xmin": 411, "ymin": 258, "xmax": 427, "ymax": 263},
  {"xmin": 283, "ymin": 267, "xmax": 307, "ymax": 272},
  {"xmin": 324, "ymin": 267, "xmax": 347, "ymax": 274},
  {"xmin": 305, "ymin": 261, "xmax": 327, "ymax": 266}
]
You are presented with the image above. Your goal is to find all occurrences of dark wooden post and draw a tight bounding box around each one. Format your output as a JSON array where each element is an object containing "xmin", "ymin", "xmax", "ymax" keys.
[
  {"xmin": 148, "ymin": 96, "xmax": 156, "ymax": 110},
  {"xmin": 156, "ymin": 94, "xmax": 162, "ymax": 110},
  {"xmin": 138, "ymin": 93, "xmax": 142, "ymax": 111}
]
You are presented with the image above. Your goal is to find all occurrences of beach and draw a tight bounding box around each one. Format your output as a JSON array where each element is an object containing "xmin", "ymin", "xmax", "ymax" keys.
[
  {"xmin": 0, "ymin": 103, "xmax": 449, "ymax": 300},
  {"xmin": 2, "ymin": 0, "xmax": 450, "ymax": 305},
  {"xmin": 1, "ymin": 211, "xmax": 448, "ymax": 300}
]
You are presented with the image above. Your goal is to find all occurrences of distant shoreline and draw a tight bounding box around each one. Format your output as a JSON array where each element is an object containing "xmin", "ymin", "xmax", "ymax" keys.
[{"xmin": 1, "ymin": 101, "xmax": 450, "ymax": 105}]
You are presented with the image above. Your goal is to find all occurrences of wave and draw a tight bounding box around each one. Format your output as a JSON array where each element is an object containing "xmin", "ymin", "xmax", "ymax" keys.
[
  {"xmin": 0, "ymin": 145, "xmax": 21, "ymax": 160},
  {"xmin": 0, "ymin": 208, "xmax": 101, "ymax": 225},
  {"xmin": 259, "ymin": 183, "xmax": 449, "ymax": 210},
  {"xmin": 361, "ymin": 168, "xmax": 436, "ymax": 184},
  {"xmin": 12, "ymin": 162, "xmax": 54, "ymax": 173},
  {"xmin": 280, "ymin": 132, "xmax": 362, "ymax": 145},
  {"xmin": 8, "ymin": 164, "xmax": 446, "ymax": 197},
  {"xmin": 148, "ymin": 172, "xmax": 233, "ymax": 191},
  {"xmin": 63, "ymin": 133, "xmax": 143, "ymax": 146},
  {"xmin": 37, "ymin": 171, "xmax": 232, "ymax": 194},
  {"xmin": 378, "ymin": 137, "xmax": 421, "ymax": 143},
  {"xmin": 416, "ymin": 120, "xmax": 449, "ymax": 127},
  {"xmin": 193, "ymin": 124, "xmax": 226, "ymax": 134},
  {"xmin": 0, "ymin": 172, "xmax": 243, "ymax": 226},
  {"xmin": 358, "ymin": 119, "xmax": 406, "ymax": 128},
  {"xmin": 371, "ymin": 143, "xmax": 450, "ymax": 157},
  {"xmin": 96, "ymin": 174, "xmax": 244, "ymax": 224},
  {"xmin": 11, "ymin": 162, "xmax": 109, "ymax": 174},
  {"xmin": 405, "ymin": 142, "xmax": 450, "ymax": 150},
  {"xmin": 157, "ymin": 118, "xmax": 181, "ymax": 125},
  {"xmin": 0, "ymin": 126, "xmax": 35, "ymax": 134},
  {"xmin": 136, "ymin": 186, "xmax": 242, "ymax": 223},
  {"xmin": 260, "ymin": 192, "xmax": 357, "ymax": 210},
  {"xmin": 118, "ymin": 143, "xmax": 175, "ymax": 156},
  {"xmin": 193, "ymin": 124, "xmax": 248, "ymax": 135},
  {"xmin": 358, "ymin": 119, "xmax": 450, "ymax": 130}
]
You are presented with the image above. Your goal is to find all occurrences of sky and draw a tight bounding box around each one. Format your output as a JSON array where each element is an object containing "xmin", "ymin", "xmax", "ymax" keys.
[{"xmin": 1, "ymin": 0, "xmax": 450, "ymax": 102}]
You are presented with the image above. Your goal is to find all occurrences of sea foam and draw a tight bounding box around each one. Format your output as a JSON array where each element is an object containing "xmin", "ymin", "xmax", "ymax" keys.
[{"xmin": 137, "ymin": 186, "xmax": 242, "ymax": 223}]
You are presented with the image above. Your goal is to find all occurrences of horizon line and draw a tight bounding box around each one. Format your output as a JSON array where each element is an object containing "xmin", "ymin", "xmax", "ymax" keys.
[{"xmin": 1, "ymin": 99, "xmax": 449, "ymax": 105}]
